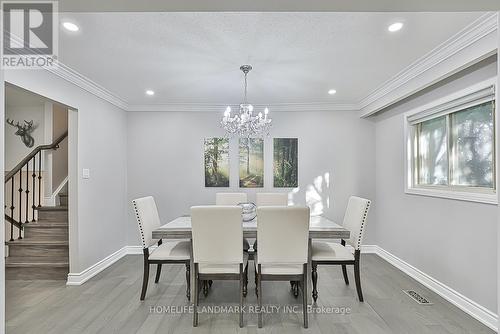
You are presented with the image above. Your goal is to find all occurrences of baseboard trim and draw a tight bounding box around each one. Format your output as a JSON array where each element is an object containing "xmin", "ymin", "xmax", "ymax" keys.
[
  {"xmin": 66, "ymin": 246, "xmax": 128, "ymax": 285},
  {"xmin": 66, "ymin": 245, "xmax": 154, "ymax": 285},
  {"xmin": 363, "ymin": 244, "xmax": 498, "ymax": 332},
  {"xmin": 65, "ymin": 243, "xmax": 498, "ymax": 331}
]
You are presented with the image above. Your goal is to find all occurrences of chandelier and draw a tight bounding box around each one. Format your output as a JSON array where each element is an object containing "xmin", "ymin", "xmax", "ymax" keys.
[{"xmin": 221, "ymin": 65, "xmax": 272, "ymax": 138}]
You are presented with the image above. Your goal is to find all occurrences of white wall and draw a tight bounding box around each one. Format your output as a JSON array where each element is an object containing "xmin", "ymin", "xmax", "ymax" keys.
[
  {"xmin": 373, "ymin": 56, "xmax": 498, "ymax": 313},
  {"xmin": 126, "ymin": 110, "xmax": 376, "ymax": 245},
  {"xmin": 3, "ymin": 69, "xmax": 129, "ymax": 273},
  {"xmin": 4, "ymin": 105, "xmax": 46, "ymax": 171}
]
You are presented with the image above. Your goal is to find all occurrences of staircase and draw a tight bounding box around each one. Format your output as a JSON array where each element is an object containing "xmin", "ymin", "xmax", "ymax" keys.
[
  {"xmin": 6, "ymin": 205, "xmax": 69, "ymax": 280},
  {"xmin": 4, "ymin": 131, "xmax": 69, "ymax": 280}
]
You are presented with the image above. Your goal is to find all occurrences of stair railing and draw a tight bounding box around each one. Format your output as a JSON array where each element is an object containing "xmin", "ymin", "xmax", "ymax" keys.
[{"xmin": 4, "ymin": 131, "xmax": 68, "ymax": 241}]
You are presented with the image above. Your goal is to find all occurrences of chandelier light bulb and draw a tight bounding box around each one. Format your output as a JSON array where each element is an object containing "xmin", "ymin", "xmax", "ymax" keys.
[
  {"xmin": 248, "ymin": 104, "xmax": 254, "ymax": 112},
  {"xmin": 258, "ymin": 112, "xmax": 263, "ymax": 118},
  {"xmin": 224, "ymin": 106, "xmax": 231, "ymax": 116},
  {"xmin": 264, "ymin": 108, "xmax": 269, "ymax": 114}
]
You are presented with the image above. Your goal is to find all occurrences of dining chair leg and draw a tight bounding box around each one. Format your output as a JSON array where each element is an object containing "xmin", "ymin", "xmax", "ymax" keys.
[
  {"xmin": 257, "ymin": 264, "xmax": 263, "ymax": 328},
  {"xmin": 311, "ymin": 263, "xmax": 318, "ymax": 302},
  {"xmin": 254, "ymin": 262, "xmax": 259, "ymax": 297},
  {"xmin": 140, "ymin": 250, "xmax": 149, "ymax": 301},
  {"xmin": 243, "ymin": 261, "xmax": 248, "ymax": 297},
  {"xmin": 185, "ymin": 263, "xmax": 191, "ymax": 300},
  {"xmin": 154, "ymin": 264, "xmax": 162, "ymax": 283},
  {"xmin": 203, "ymin": 280, "xmax": 209, "ymax": 296},
  {"xmin": 354, "ymin": 251, "xmax": 364, "ymax": 302},
  {"xmin": 302, "ymin": 264, "xmax": 308, "ymax": 329},
  {"xmin": 341, "ymin": 265, "xmax": 349, "ymax": 285},
  {"xmin": 239, "ymin": 263, "xmax": 244, "ymax": 328},
  {"xmin": 293, "ymin": 281, "xmax": 299, "ymax": 298},
  {"xmin": 193, "ymin": 264, "xmax": 199, "ymax": 327}
]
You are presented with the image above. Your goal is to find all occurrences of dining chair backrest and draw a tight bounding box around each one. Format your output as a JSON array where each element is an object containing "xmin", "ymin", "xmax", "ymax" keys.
[
  {"xmin": 132, "ymin": 196, "xmax": 161, "ymax": 249},
  {"xmin": 216, "ymin": 193, "xmax": 248, "ymax": 205},
  {"xmin": 256, "ymin": 193, "xmax": 288, "ymax": 207},
  {"xmin": 191, "ymin": 206, "xmax": 243, "ymax": 265},
  {"xmin": 257, "ymin": 206, "xmax": 310, "ymax": 265},
  {"xmin": 342, "ymin": 196, "xmax": 371, "ymax": 250}
]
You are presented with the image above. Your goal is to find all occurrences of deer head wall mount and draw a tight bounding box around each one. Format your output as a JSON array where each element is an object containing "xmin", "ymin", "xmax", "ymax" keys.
[{"xmin": 6, "ymin": 118, "xmax": 36, "ymax": 148}]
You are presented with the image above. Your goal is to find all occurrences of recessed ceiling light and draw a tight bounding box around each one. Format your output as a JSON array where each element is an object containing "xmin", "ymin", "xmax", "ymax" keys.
[
  {"xmin": 328, "ymin": 89, "xmax": 337, "ymax": 95},
  {"xmin": 145, "ymin": 90, "xmax": 155, "ymax": 96},
  {"xmin": 388, "ymin": 22, "xmax": 404, "ymax": 32},
  {"xmin": 62, "ymin": 22, "xmax": 79, "ymax": 32}
]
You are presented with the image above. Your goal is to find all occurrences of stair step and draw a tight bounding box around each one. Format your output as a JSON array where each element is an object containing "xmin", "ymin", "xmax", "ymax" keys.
[
  {"xmin": 35, "ymin": 206, "xmax": 68, "ymax": 222},
  {"xmin": 7, "ymin": 240, "xmax": 69, "ymax": 258},
  {"xmin": 6, "ymin": 257, "xmax": 69, "ymax": 267},
  {"xmin": 23, "ymin": 224, "xmax": 68, "ymax": 240},
  {"xmin": 6, "ymin": 239, "xmax": 68, "ymax": 246},
  {"xmin": 35, "ymin": 206, "xmax": 68, "ymax": 211},
  {"xmin": 6, "ymin": 257, "xmax": 69, "ymax": 280},
  {"xmin": 24, "ymin": 221, "xmax": 68, "ymax": 227}
]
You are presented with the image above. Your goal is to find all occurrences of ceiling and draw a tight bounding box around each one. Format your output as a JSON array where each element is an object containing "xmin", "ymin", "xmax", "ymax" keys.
[
  {"xmin": 58, "ymin": 12, "xmax": 485, "ymax": 107},
  {"xmin": 56, "ymin": 0, "xmax": 500, "ymax": 12}
]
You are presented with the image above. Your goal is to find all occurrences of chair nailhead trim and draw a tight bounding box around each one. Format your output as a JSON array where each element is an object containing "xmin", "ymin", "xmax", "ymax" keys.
[
  {"xmin": 357, "ymin": 200, "xmax": 371, "ymax": 250},
  {"xmin": 132, "ymin": 200, "xmax": 147, "ymax": 249}
]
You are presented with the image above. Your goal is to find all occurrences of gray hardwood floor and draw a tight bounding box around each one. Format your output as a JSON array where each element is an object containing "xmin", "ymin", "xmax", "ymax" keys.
[{"xmin": 6, "ymin": 254, "xmax": 494, "ymax": 334}]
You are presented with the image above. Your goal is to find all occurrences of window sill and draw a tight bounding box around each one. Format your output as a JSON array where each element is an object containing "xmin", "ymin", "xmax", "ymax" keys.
[{"xmin": 405, "ymin": 186, "xmax": 498, "ymax": 205}]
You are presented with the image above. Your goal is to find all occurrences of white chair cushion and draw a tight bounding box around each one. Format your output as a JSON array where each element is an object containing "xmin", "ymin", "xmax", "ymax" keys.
[
  {"xmin": 261, "ymin": 263, "xmax": 304, "ymax": 275},
  {"xmin": 199, "ymin": 253, "xmax": 248, "ymax": 274},
  {"xmin": 149, "ymin": 240, "xmax": 190, "ymax": 261},
  {"xmin": 255, "ymin": 254, "xmax": 304, "ymax": 275},
  {"xmin": 311, "ymin": 241, "xmax": 354, "ymax": 261}
]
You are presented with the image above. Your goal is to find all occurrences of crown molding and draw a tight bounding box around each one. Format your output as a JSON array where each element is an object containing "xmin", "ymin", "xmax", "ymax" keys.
[
  {"xmin": 125, "ymin": 102, "xmax": 359, "ymax": 112},
  {"xmin": 46, "ymin": 62, "xmax": 129, "ymax": 110},
  {"xmin": 358, "ymin": 12, "xmax": 498, "ymax": 118}
]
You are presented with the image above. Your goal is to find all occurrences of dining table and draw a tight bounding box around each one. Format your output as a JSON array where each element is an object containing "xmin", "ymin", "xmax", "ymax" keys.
[{"xmin": 152, "ymin": 215, "xmax": 350, "ymax": 305}]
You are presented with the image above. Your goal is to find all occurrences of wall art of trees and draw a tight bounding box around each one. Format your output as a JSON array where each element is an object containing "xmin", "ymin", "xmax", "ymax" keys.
[
  {"xmin": 239, "ymin": 138, "xmax": 264, "ymax": 188},
  {"xmin": 204, "ymin": 137, "xmax": 230, "ymax": 187},
  {"xmin": 273, "ymin": 138, "xmax": 298, "ymax": 187}
]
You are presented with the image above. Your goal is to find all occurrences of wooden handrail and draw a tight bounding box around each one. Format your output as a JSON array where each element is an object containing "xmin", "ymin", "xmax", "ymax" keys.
[
  {"xmin": 4, "ymin": 131, "xmax": 68, "ymax": 183},
  {"xmin": 4, "ymin": 214, "xmax": 22, "ymax": 230}
]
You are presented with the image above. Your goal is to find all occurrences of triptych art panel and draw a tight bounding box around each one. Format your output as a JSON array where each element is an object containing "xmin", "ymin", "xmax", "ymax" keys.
[{"xmin": 204, "ymin": 137, "xmax": 298, "ymax": 188}]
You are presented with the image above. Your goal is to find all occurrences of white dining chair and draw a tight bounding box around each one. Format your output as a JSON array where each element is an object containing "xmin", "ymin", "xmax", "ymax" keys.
[
  {"xmin": 256, "ymin": 193, "xmax": 288, "ymax": 206},
  {"xmin": 191, "ymin": 206, "xmax": 248, "ymax": 328},
  {"xmin": 132, "ymin": 196, "xmax": 191, "ymax": 301},
  {"xmin": 311, "ymin": 196, "xmax": 371, "ymax": 302},
  {"xmin": 216, "ymin": 192, "xmax": 252, "ymax": 263},
  {"xmin": 255, "ymin": 206, "xmax": 310, "ymax": 328}
]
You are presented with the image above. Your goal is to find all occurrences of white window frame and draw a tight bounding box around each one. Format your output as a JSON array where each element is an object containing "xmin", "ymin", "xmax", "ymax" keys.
[{"xmin": 404, "ymin": 79, "xmax": 497, "ymax": 205}]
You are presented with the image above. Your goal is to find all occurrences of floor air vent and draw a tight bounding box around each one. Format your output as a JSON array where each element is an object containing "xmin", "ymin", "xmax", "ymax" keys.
[{"xmin": 403, "ymin": 290, "xmax": 433, "ymax": 305}]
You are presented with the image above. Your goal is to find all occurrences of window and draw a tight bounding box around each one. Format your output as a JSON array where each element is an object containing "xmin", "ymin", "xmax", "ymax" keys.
[{"xmin": 406, "ymin": 83, "xmax": 496, "ymax": 204}]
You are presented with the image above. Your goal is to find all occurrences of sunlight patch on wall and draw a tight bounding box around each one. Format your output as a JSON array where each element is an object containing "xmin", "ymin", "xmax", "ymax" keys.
[{"xmin": 306, "ymin": 172, "xmax": 330, "ymax": 216}]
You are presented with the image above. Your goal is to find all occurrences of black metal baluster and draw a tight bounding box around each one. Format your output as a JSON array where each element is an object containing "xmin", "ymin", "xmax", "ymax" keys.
[
  {"xmin": 18, "ymin": 169, "xmax": 23, "ymax": 239},
  {"xmin": 38, "ymin": 151, "xmax": 42, "ymax": 207},
  {"xmin": 32, "ymin": 156, "xmax": 36, "ymax": 221},
  {"xmin": 10, "ymin": 178, "xmax": 15, "ymax": 241},
  {"xmin": 25, "ymin": 162, "xmax": 30, "ymax": 224}
]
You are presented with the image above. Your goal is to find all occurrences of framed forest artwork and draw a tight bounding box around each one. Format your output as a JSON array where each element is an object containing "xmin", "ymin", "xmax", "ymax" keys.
[
  {"xmin": 273, "ymin": 138, "xmax": 298, "ymax": 187},
  {"xmin": 204, "ymin": 138, "xmax": 230, "ymax": 187},
  {"xmin": 239, "ymin": 138, "xmax": 264, "ymax": 188}
]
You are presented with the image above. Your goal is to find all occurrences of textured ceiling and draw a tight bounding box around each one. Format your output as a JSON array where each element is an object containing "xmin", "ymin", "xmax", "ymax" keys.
[{"xmin": 58, "ymin": 12, "xmax": 484, "ymax": 106}]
